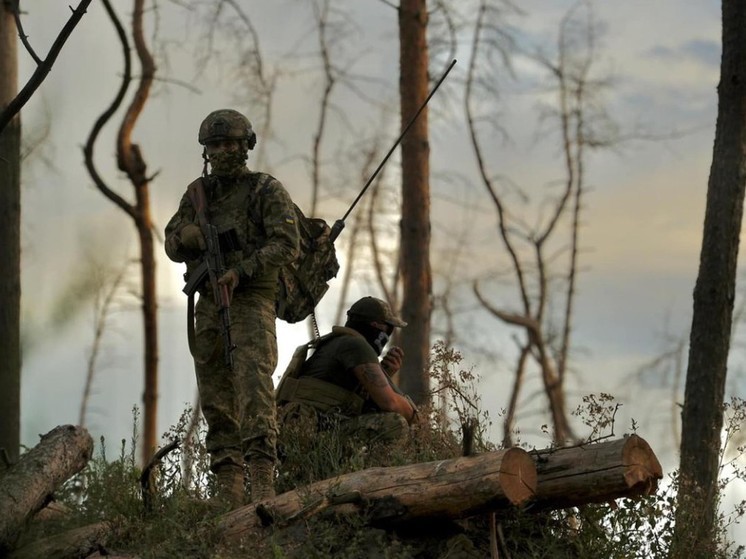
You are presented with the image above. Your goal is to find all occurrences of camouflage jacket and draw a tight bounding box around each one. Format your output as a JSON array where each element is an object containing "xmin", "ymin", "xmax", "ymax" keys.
[{"xmin": 164, "ymin": 170, "xmax": 300, "ymax": 299}]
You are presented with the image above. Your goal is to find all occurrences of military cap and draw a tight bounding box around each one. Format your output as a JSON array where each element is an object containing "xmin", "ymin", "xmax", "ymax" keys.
[{"xmin": 347, "ymin": 296, "xmax": 407, "ymax": 328}]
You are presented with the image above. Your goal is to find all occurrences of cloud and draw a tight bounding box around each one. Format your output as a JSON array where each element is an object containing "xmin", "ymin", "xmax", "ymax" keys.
[{"xmin": 646, "ymin": 39, "xmax": 721, "ymax": 67}]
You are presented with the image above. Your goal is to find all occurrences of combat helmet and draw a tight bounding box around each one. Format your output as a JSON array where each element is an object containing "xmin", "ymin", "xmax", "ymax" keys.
[{"xmin": 198, "ymin": 109, "xmax": 257, "ymax": 149}]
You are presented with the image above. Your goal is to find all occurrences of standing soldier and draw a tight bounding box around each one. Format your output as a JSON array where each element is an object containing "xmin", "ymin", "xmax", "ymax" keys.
[{"xmin": 165, "ymin": 109, "xmax": 300, "ymax": 508}]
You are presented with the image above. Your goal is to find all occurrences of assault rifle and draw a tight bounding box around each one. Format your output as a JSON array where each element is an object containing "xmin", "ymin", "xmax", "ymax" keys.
[{"xmin": 183, "ymin": 178, "xmax": 236, "ymax": 370}]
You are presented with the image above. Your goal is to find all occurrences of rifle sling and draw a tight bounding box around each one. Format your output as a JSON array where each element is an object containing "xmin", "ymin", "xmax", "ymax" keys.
[{"xmin": 185, "ymin": 177, "xmax": 216, "ymax": 366}]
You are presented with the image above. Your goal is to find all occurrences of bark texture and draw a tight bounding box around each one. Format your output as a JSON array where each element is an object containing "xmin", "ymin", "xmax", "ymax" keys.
[
  {"xmin": 7, "ymin": 521, "xmax": 114, "ymax": 559},
  {"xmin": 219, "ymin": 447, "xmax": 537, "ymax": 542},
  {"xmin": 673, "ymin": 0, "xmax": 746, "ymax": 555},
  {"xmin": 0, "ymin": 2, "xmax": 21, "ymax": 466},
  {"xmin": 0, "ymin": 425, "xmax": 93, "ymax": 552},
  {"xmin": 398, "ymin": 0, "xmax": 432, "ymax": 404}
]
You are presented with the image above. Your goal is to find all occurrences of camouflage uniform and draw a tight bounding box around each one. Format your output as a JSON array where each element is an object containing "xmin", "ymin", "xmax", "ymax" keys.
[{"xmin": 165, "ymin": 110, "xmax": 299, "ymax": 499}]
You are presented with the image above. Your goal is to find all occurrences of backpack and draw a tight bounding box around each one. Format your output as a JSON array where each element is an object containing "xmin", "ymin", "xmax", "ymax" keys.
[
  {"xmin": 275, "ymin": 201, "xmax": 340, "ymax": 323},
  {"xmin": 248, "ymin": 174, "xmax": 340, "ymax": 323},
  {"xmin": 274, "ymin": 330, "xmax": 336, "ymax": 402}
]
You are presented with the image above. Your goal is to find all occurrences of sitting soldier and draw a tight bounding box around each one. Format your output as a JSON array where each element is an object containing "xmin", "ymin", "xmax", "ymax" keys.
[{"xmin": 276, "ymin": 296, "xmax": 417, "ymax": 445}]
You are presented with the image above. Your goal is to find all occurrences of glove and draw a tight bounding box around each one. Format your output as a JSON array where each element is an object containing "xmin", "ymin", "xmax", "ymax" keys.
[
  {"xmin": 381, "ymin": 346, "xmax": 404, "ymax": 377},
  {"xmin": 218, "ymin": 269, "xmax": 240, "ymax": 303},
  {"xmin": 180, "ymin": 223, "xmax": 206, "ymax": 251}
]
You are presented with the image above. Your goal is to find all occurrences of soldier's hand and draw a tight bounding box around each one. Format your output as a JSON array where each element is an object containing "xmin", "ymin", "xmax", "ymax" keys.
[
  {"xmin": 180, "ymin": 223, "xmax": 206, "ymax": 251},
  {"xmin": 381, "ymin": 346, "xmax": 404, "ymax": 377},
  {"xmin": 218, "ymin": 269, "xmax": 240, "ymax": 302}
]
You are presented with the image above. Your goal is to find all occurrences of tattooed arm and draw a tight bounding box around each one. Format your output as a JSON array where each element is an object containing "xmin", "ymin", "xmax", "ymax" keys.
[{"xmin": 351, "ymin": 363, "xmax": 416, "ymax": 423}]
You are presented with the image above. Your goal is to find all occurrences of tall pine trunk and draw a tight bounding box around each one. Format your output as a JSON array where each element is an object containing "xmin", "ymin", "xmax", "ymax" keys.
[
  {"xmin": 398, "ymin": 0, "xmax": 431, "ymax": 405},
  {"xmin": 0, "ymin": 4, "xmax": 21, "ymax": 465},
  {"xmin": 672, "ymin": 1, "xmax": 746, "ymax": 555}
]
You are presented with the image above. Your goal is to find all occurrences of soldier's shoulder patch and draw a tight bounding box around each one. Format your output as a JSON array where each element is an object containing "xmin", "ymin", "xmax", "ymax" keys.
[{"xmin": 284, "ymin": 215, "xmax": 296, "ymax": 225}]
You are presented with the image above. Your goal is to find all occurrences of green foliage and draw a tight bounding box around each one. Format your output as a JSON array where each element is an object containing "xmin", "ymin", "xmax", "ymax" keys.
[{"xmin": 16, "ymin": 347, "xmax": 746, "ymax": 558}]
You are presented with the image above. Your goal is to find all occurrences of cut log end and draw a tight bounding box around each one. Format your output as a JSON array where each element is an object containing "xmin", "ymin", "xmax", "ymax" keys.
[
  {"xmin": 499, "ymin": 448, "xmax": 538, "ymax": 507},
  {"xmin": 622, "ymin": 434, "xmax": 663, "ymax": 495}
]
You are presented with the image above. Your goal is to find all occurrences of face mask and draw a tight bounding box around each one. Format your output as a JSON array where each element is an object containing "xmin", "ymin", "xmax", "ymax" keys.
[
  {"xmin": 209, "ymin": 150, "xmax": 247, "ymax": 177},
  {"xmin": 372, "ymin": 330, "xmax": 390, "ymax": 356}
]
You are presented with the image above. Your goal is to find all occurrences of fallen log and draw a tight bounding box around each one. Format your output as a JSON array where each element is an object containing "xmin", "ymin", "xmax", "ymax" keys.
[
  {"xmin": 0, "ymin": 425, "xmax": 93, "ymax": 552},
  {"xmin": 7, "ymin": 521, "xmax": 115, "ymax": 559},
  {"xmin": 219, "ymin": 446, "xmax": 537, "ymax": 542},
  {"xmin": 32, "ymin": 500, "xmax": 72, "ymax": 522},
  {"xmin": 530, "ymin": 433, "xmax": 663, "ymax": 511}
]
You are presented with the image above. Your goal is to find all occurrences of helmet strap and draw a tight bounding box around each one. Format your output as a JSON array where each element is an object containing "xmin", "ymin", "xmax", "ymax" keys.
[{"xmin": 201, "ymin": 148, "xmax": 209, "ymax": 177}]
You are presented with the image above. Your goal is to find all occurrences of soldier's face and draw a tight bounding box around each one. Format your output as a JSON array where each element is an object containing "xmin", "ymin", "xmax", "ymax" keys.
[
  {"xmin": 205, "ymin": 139, "xmax": 242, "ymax": 156},
  {"xmin": 205, "ymin": 139, "xmax": 247, "ymax": 177}
]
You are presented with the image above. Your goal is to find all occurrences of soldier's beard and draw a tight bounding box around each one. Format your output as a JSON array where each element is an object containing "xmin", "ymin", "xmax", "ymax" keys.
[{"xmin": 209, "ymin": 151, "xmax": 247, "ymax": 177}]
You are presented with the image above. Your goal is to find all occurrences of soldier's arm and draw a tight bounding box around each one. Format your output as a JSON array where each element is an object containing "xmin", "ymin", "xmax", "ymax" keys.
[
  {"xmin": 351, "ymin": 363, "xmax": 416, "ymax": 423},
  {"xmin": 235, "ymin": 177, "xmax": 300, "ymax": 281},
  {"xmin": 164, "ymin": 191, "xmax": 199, "ymax": 263}
]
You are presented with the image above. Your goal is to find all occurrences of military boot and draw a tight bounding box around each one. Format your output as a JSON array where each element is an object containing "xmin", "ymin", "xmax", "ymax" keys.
[
  {"xmin": 212, "ymin": 463, "xmax": 245, "ymax": 510},
  {"xmin": 248, "ymin": 458, "xmax": 276, "ymax": 503}
]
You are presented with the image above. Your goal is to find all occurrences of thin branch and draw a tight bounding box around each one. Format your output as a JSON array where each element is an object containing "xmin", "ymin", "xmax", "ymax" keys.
[
  {"xmin": 367, "ymin": 170, "xmax": 395, "ymax": 305},
  {"xmin": 310, "ymin": 0, "xmax": 336, "ymax": 218},
  {"xmin": 83, "ymin": 0, "xmax": 136, "ymax": 220},
  {"xmin": 0, "ymin": 0, "xmax": 94, "ymax": 133},
  {"xmin": 464, "ymin": 0, "xmax": 531, "ymax": 315},
  {"xmin": 117, "ymin": 0, "xmax": 157, "ymax": 187},
  {"xmin": 79, "ymin": 261, "xmax": 129, "ymax": 429},
  {"xmin": 140, "ymin": 439, "xmax": 180, "ymax": 512},
  {"xmin": 10, "ymin": 0, "xmax": 41, "ymax": 64}
]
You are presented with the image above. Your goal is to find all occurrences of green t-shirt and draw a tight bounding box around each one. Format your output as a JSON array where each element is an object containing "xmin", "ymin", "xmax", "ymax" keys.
[{"xmin": 300, "ymin": 334, "xmax": 379, "ymax": 393}]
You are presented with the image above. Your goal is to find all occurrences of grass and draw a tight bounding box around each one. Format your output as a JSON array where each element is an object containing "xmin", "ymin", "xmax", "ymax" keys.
[{"xmin": 12, "ymin": 346, "xmax": 746, "ymax": 558}]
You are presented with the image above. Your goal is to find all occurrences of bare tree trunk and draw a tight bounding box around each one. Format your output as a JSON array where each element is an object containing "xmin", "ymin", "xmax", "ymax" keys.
[
  {"xmin": 0, "ymin": 426, "xmax": 93, "ymax": 553},
  {"xmin": 0, "ymin": 2, "xmax": 21, "ymax": 466},
  {"xmin": 119, "ymin": 0, "xmax": 159, "ymax": 466},
  {"xmin": 672, "ymin": 1, "xmax": 746, "ymax": 556},
  {"xmin": 85, "ymin": 0, "xmax": 159, "ymax": 466},
  {"xmin": 0, "ymin": 0, "xmax": 93, "ymax": 468},
  {"xmin": 398, "ymin": 0, "xmax": 432, "ymax": 405}
]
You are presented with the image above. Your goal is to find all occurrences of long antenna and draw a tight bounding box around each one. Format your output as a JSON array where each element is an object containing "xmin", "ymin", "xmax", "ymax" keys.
[{"xmin": 329, "ymin": 58, "xmax": 457, "ymax": 242}]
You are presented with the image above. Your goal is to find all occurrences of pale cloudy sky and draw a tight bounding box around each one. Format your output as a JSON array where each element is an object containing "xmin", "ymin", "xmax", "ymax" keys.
[{"xmin": 16, "ymin": 0, "xmax": 744, "ymax": 542}]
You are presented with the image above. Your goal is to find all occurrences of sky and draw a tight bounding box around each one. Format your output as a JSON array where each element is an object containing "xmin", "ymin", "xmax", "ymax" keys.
[{"xmin": 14, "ymin": 0, "xmax": 745, "ymax": 545}]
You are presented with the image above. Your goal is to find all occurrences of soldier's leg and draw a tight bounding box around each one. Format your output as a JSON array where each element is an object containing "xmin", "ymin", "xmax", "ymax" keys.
[
  {"xmin": 194, "ymin": 297, "xmax": 243, "ymax": 471},
  {"xmin": 231, "ymin": 293, "xmax": 278, "ymax": 501}
]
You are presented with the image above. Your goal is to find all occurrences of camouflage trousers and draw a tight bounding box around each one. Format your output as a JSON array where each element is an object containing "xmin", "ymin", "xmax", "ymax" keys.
[
  {"xmin": 193, "ymin": 290, "xmax": 278, "ymax": 470},
  {"xmin": 279, "ymin": 402, "xmax": 409, "ymax": 446}
]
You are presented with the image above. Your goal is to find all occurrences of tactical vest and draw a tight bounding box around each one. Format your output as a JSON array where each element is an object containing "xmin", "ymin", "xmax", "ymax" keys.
[{"xmin": 275, "ymin": 327, "xmax": 368, "ymax": 416}]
